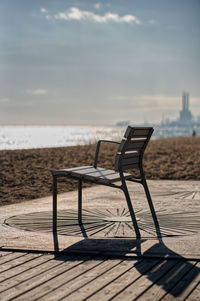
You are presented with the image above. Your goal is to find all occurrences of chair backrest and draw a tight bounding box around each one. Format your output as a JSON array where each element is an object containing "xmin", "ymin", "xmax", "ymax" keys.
[{"xmin": 115, "ymin": 126, "xmax": 154, "ymax": 172}]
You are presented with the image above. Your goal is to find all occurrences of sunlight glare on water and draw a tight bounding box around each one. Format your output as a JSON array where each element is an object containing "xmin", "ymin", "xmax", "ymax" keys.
[{"xmin": 0, "ymin": 126, "xmax": 125, "ymax": 150}]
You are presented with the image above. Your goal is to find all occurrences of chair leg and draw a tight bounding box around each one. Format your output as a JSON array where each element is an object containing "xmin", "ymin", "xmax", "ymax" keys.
[
  {"xmin": 78, "ymin": 179, "xmax": 82, "ymax": 224},
  {"xmin": 121, "ymin": 179, "xmax": 141, "ymax": 238},
  {"xmin": 53, "ymin": 175, "xmax": 57, "ymax": 233},
  {"xmin": 142, "ymin": 178, "xmax": 160, "ymax": 231}
]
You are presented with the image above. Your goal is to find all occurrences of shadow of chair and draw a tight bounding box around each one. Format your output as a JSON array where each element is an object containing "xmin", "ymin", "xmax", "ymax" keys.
[{"xmin": 53, "ymin": 224, "xmax": 199, "ymax": 299}]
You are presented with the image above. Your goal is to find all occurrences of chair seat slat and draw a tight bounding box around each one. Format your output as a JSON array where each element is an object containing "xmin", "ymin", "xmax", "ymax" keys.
[
  {"xmin": 53, "ymin": 166, "xmax": 131, "ymax": 183},
  {"xmin": 63, "ymin": 166, "xmax": 95, "ymax": 172},
  {"xmin": 87, "ymin": 170, "xmax": 117, "ymax": 177},
  {"xmin": 70, "ymin": 167, "xmax": 105, "ymax": 174}
]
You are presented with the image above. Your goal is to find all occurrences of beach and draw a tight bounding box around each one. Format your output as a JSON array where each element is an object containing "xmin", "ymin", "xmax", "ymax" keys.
[{"xmin": 0, "ymin": 136, "xmax": 200, "ymax": 206}]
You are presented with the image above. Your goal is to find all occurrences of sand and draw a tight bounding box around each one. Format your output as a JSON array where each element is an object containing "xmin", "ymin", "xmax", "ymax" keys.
[{"xmin": 0, "ymin": 137, "xmax": 200, "ymax": 206}]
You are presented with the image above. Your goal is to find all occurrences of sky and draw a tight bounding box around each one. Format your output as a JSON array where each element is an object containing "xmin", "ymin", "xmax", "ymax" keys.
[{"xmin": 0, "ymin": 0, "xmax": 200, "ymax": 125}]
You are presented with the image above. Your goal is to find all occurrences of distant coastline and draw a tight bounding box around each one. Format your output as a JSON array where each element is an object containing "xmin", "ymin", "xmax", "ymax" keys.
[
  {"xmin": 0, "ymin": 124, "xmax": 199, "ymax": 151},
  {"xmin": 116, "ymin": 93, "xmax": 200, "ymax": 139}
]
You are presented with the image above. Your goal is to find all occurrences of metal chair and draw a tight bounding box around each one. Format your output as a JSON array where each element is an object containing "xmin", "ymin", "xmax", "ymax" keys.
[{"xmin": 52, "ymin": 126, "xmax": 159, "ymax": 238}]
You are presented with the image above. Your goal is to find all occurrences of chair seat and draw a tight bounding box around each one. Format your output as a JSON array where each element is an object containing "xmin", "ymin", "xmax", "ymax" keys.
[{"xmin": 52, "ymin": 166, "xmax": 132, "ymax": 184}]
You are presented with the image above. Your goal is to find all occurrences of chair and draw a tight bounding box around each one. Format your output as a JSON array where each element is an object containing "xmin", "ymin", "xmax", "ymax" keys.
[{"xmin": 52, "ymin": 126, "xmax": 159, "ymax": 238}]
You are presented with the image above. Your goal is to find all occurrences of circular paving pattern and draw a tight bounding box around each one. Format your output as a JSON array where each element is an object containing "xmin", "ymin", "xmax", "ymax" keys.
[
  {"xmin": 153, "ymin": 186, "xmax": 200, "ymax": 200},
  {"xmin": 5, "ymin": 208, "xmax": 200, "ymax": 238}
]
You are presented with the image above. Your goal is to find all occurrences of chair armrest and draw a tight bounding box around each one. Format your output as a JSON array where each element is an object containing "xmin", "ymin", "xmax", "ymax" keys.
[{"xmin": 94, "ymin": 140, "xmax": 120, "ymax": 168}]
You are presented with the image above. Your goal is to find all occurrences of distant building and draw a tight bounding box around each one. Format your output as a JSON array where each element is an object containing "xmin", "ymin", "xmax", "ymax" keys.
[
  {"xmin": 116, "ymin": 120, "xmax": 130, "ymax": 127},
  {"xmin": 178, "ymin": 92, "xmax": 193, "ymax": 125}
]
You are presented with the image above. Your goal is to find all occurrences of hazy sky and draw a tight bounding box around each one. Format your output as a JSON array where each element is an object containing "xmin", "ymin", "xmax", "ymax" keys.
[{"xmin": 0, "ymin": 0, "xmax": 200, "ymax": 125}]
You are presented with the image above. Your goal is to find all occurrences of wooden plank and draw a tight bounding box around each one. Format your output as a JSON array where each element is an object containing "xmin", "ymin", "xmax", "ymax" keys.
[
  {"xmin": 84, "ymin": 260, "xmax": 158, "ymax": 301},
  {"xmin": 57, "ymin": 166, "xmax": 92, "ymax": 172},
  {"xmin": 115, "ymin": 153, "xmax": 139, "ymax": 171},
  {"xmin": 99, "ymin": 171, "xmax": 120, "ymax": 178},
  {"xmin": 110, "ymin": 259, "xmax": 177, "ymax": 300},
  {"xmin": 59, "ymin": 259, "xmax": 141, "ymax": 301},
  {"xmin": 121, "ymin": 156, "xmax": 140, "ymax": 165},
  {"xmin": 0, "ymin": 252, "xmax": 27, "ymax": 265},
  {"xmin": 29, "ymin": 259, "xmax": 125, "ymax": 301},
  {"xmin": 53, "ymin": 166, "xmax": 105, "ymax": 176},
  {"xmin": 82, "ymin": 259, "xmax": 160, "ymax": 301},
  {"xmin": 131, "ymin": 137, "xmax": 147, "ymax": 141},
  {"xmin": 71, "ymin": 167, "xmax": 105, "ymax": 175},
  {"xmin": 99, "ymin": 173, "xmax": 121, "ymax": 181},
  {"xmin": 0, "ymin": 253, "xmax": 41, "ymax": 274},
  {"xmin": 184, "ymin": 282, "xmax": 200, "ymax": 301},
  {"xmin": 120, "ymin": 152, "xmax": 140, "ymax": 159},
  {"xmin": 161, "ymin": 261, "xmax": 200, "ymax": 301},
  {"xmin": 121, "ymin": 163, "xmax": 139, "ymax": 171},
  {"xmin": 68, "ymin": 168, "xmax": 114, "ymax": 182},
  {"xmin": 0, "ymin": 254, "xmax": 52, "ymax": 283},
  {"xmin": 0, "ymin": 251, "xmax": 12, "ymax": 257},
  {"xmin": 69, "ymin": 169, "xmax": 127, "ymax": 183},
  {"xmin": 83, "ymin": 169, "xmax": 116, "ymax": 177},
  {"xmin": 0, "ymin": 254, "xmax": 73, "ymax": 295},
  {"xmin": 8, "ymin": 258, "xmax": 109, "ymax": 301},
  {"xmin": 133, "ymin": 129, "xmax": 151, "ymax": 136},
  {"xmin": 66, "ymin": 165, "xmax": 93, "ymax": 171},
  {"xmin": 118, "ymin": 140, "xmax": 145, "ymax": 153},
  {"xmin": 125, "ymin": 140, "xmax": 146, "ymax": 151},
  {"xmin": 54, "ymin": 164, "xmax": 131, "ymax": 183},
  {"xmin": 68, "ymin": 173, "xmax": 104, "ymax": 183},
  {"xmin": 129, "ymin": 260, "xmax": 196, "ymax": 301},
  {"xmin": 124, "ymin": 127, "xmax": 152, "ymax": 138}
]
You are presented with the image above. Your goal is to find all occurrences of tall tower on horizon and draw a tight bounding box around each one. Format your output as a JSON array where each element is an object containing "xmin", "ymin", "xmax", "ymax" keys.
[
  {"xmin": 182, "ymin": 91, "xmax": 189, "ymax": 111},
  {"xmin": 179, "ymin": 92, "xmax": 192, "ymax": 125}
]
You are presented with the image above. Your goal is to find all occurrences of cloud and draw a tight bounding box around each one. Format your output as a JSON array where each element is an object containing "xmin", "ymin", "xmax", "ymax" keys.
[
  {"xmin": 41, "ymin": 8, "xmax": 47, "ymax": 14},
  {"xmin": 94, "ymin": 3, "xmax": 101, "ymax": 10},
  {"xmin": 25, "ymin": 89, "xmax": 48, "ymax": 95},
  {"xmin": 0, "ymin": 98, "xmax": 9, "ymax": 103},
  {"xmin": 53, "ymin": 7, "xmax": 141, "ymax": 24}
]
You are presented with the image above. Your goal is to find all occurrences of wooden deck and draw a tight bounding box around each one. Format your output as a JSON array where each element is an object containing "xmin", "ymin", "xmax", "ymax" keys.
[
  {"xmin": 0, "ymin": 250, "xmax": 199, "ymax": 301},
  {"xmin": 0, "ymin": 180, "xmax": 200, "ymax": 300}
]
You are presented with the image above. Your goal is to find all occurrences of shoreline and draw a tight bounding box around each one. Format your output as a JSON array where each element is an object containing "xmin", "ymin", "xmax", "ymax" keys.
[{"xmin": 0, "ymin": 136, "xmax": 200, "ymax": 206}]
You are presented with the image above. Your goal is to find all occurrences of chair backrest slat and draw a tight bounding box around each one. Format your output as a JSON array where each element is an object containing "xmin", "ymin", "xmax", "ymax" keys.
[
  {"xmin": 115, "ymin": 126, "xmax": 153, "ymax": 172},
  {"xmin": 115, "ymin": 153, "xmax": 139, "ymax": 171},
  {"xmin": 124, "ymin": 127, "xmax": 150, "ymax": 138},
  {"xmin": 118, "ymin": 140, "xmax": 146, "ymax": 152}
]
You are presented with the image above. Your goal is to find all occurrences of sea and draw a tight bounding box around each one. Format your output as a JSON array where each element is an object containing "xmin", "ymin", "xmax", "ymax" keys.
[
  {"xmin": 0, "ymin": 126, "xmax": 125, "ymax": 150},
  {"xmin": 0, "ymin": 124, "xmax": 199, "ymax": 150}
]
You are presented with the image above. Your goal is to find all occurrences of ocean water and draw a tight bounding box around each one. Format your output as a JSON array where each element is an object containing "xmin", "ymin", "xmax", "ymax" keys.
[
  {"xmin": 0, "ymin": 124, "xmax": 199, "ymax": 150},
  {"xmin": 0, "ymin": 126, "xmax": 125, "ymax": 150}
]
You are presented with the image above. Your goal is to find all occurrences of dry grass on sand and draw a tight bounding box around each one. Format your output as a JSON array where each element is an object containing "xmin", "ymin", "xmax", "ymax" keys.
[{"xmin": 0, "ymin": 137, "xmax": 200, "ymax": 206}]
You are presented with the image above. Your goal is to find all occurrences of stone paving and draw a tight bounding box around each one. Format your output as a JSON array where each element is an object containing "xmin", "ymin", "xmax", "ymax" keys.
[{"xmin": 0, "ymin": 180, "xmax": 200, "ymax": 300}]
